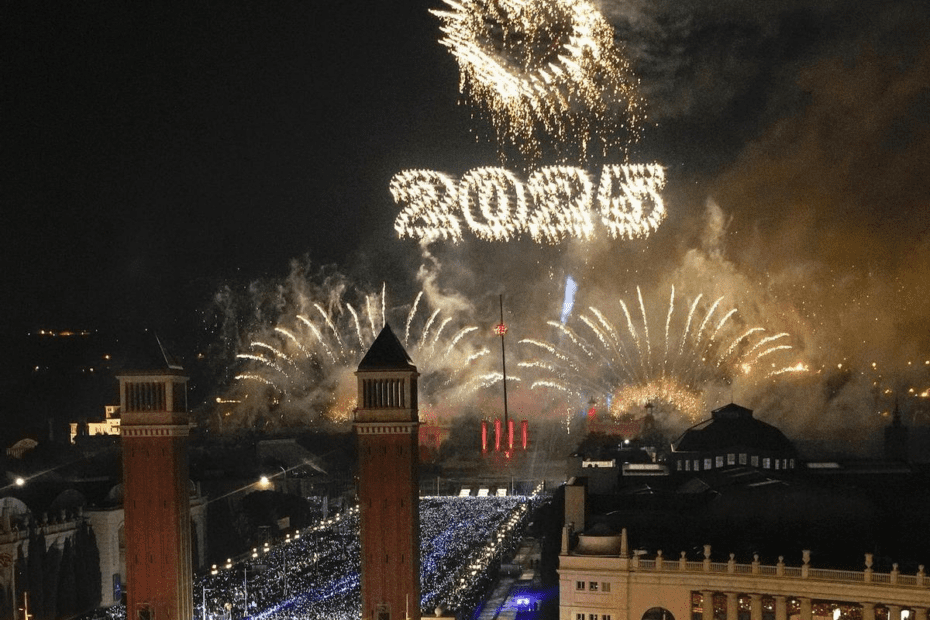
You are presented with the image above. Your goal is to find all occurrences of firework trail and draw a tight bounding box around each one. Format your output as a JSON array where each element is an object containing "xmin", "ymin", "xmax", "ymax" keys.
[{"xmin": 518, "ymin": 287, "xmax": 807, "ymax": 426}]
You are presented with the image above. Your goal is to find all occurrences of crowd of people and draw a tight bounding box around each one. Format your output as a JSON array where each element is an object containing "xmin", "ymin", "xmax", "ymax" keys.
[{"xmin": 84, "ymin": 494, "xmax": 538, "ymax": 620}]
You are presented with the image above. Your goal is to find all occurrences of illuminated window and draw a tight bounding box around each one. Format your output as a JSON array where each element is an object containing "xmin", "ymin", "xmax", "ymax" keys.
[
  {"xmin": 704, "ymin": 458, "xmax": 712, "ymax": 470},
  {"xmin": 739, "ymin": 453, "xmax": 747, "ymax": 465},
  {"xmin": 751, "ymin": 455, "xmax": 759, "ymax": 467},
  {"xmin": 727, "ymin": 453, "xmax": 736, "ymax": 465},
  {"xmin": 715, "ymin": 456, "xmax": 724, "ymax": 468},
  {"xmin": 789, "ymin": 458, "xmax": 795, "ymax": 469},
  {"xmin": 763, "ymin": 458, "xmax": 771, "ymax": 469},
  {"xmin": 677, "ymin": 460, "xmax": 682, "ymax": 471},
  {"xmin": 589, "ymin": 581, "xmax": 598, "ymax": 591},
  {"xmin": 576, "ymin": 581, "xmax": 586, "ymax": 590},
  {"xmin": 694, "ymin": 460, "xmax": 700, "ymax": 470},
  {"xmin": 775, "ymin": 459, "xmax": 780, "ymax": 470},
  {"xmin": 685, "ymin": 460, "xmax": 691, "ymax": 471}
]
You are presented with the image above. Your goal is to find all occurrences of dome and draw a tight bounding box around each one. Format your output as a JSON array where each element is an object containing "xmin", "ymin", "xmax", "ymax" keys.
[{"xmin": 673, "ymin": 403, "xmax": 796, "ymax": 455}]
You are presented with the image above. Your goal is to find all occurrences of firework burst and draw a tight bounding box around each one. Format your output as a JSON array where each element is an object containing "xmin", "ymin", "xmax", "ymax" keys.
[
  {"xmin": 221, "ymin": 283, "xmax": 495, "ymax": 427},
  {"xmin": 518, "ymin": 286, "xmax": 808, "ymax": 426},
  {"xmin": 431, "ymin": 0, "xmax": 644, "ymax": 166}
]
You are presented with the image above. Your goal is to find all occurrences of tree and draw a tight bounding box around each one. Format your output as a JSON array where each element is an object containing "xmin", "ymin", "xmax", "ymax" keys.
[
  {"xmin": 57, "ymin": 538, "xmax": 77, "ymax": 618},
  {"xmin": 74, "ymin": 522, "xmax": 101, "ymax": 611},
  {"xmin": 41, "ymin": 542, "xmax": 61, "ymax": 620},
  {"xmin": 26, "ymin": 530, "xmax": 46, "ymax": 620}
]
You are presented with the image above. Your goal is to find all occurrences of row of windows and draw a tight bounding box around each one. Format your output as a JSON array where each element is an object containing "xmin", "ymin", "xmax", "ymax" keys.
[
  {"xmin": 675, "ymin": 454, "xmax": 795, "ymax": 471},
  {"xmin": 576, "ymin": 581, "xmax": 611, "ymax": 592},
  {"xmin": 576, "ymin": 614, "xmax": 612, "ymax": 620}
]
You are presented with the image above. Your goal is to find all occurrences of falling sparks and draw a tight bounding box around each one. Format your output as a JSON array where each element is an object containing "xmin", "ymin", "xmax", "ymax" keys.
[
  {"xmin": 392, "ymin": 164, "xmax": 666, "ymax": 244},
  {"xmin": 430, "ymin": 0, "xmax": 643, "ymax": 166}
]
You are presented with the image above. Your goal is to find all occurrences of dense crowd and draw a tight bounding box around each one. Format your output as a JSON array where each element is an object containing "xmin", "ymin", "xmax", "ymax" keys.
[{"xmin": 83, "ymin": 495, "xmax": 537, "ymax": 620}]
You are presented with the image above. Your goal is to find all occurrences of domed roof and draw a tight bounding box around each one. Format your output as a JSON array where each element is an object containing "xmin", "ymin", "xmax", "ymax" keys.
[{"xmin": 673, "ymin": 403, "xmax": 796, "ymax": 455}]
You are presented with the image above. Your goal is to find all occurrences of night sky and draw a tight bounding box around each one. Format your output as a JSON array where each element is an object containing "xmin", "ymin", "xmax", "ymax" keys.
[{"xmin": 3, "ymin": 0, "xmax": 930, "ymax": 437}]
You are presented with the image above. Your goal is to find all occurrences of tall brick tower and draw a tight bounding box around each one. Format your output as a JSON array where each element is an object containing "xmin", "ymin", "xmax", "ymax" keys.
[
  {"xmin": 119, "ymin": 332, "xmax": 193, "ymax": 620},
  {"xmin": 355, "ymin": 324, "xmax": 420, "ymax": 620}
]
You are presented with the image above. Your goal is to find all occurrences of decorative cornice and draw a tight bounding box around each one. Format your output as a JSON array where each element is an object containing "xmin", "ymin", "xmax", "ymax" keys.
[
  {"xmin": 121, "ymin": 425, "xmax": 190, "ymax": 438},
  {"xmin": 354, "ymin": 422, "xmax": 418, "ymax": 435}
]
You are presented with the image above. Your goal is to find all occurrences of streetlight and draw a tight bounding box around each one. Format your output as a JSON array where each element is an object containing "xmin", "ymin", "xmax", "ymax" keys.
[
  {"xmin": 15, "ymin": 477, "xmax": 25, "ymax": 487},
  {"xmin": 202, "ymin": 586, "xmax": 213, "ymax": 620}
]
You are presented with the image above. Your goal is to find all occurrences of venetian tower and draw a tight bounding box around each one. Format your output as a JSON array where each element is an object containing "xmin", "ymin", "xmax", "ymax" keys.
[
  {"xmin": 355, "ymin": 324, "xmax": 421, "ymax": 620},
  {"xmin": 119, "ymin": 332, "xmax": 193, "ymax": 620}
]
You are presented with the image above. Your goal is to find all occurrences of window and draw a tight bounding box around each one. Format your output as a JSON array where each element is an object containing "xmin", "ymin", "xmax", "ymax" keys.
[
  {"xmin": 763, "ymin": 457, "xmax": 771, "ymax": 469},
  {"xmin": 589, "ymin": 581, "xmax": 598, "ymax": 591},
  {"xmin": 604, "ymin": 616, "xmax": 612, "ymax": 620},
  {"xmin": 589, "ymin": 615, "xmax": 599, "ymax": 620},
  {"xmin": 577, "ymin": 615, "xmax": 585, "ymax": 620},
  {"xmin": 789, "ymin": 458, "xmax": 795, "ymax": 469},
  {"xmin": 601, "ymin": 582, "xmax": 611, "ymax": 592},
  {"xmin": 727, "ymin": 453, "xmax": 736, "ymax": 465},
  {"xmin": 694, "ymin": 460, "xmax": 700, "ymax": 471},
  {"xmin": 685, "ymin": 460, "xmax": 691, "ymax": 471},
  {"xmin": 576, "ymin": 581, "xmax": 586, "ymax": 590},
  {"xmin": 775, "ymin": 459, "xmax": 780, "ymax": 470},
  {"xmin": 751, "ymin": 455, "xmax": 759, "ymax": 467},
  {"xmin": 715, "ymin": 456, "xmax": 724, "ymax": 468},
  {"xmin": 704, "ymin": 458, "xmax": 712, "ymax": 470},
  {"xmin": 677, "ymin": 460, "xmax": 682, "ymax": 471},
  {"xmin": 739, "ymin": 453, "xmax": 747, "ymax": 465}
]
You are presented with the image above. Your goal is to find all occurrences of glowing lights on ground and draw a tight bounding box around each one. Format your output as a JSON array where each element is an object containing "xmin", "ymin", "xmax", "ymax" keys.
[
  {"xmin": 519, "ymin": 285, "xmax": 806, "ymax": 424},
  {"xmin": 184, "ymin": 497, "xmax": 537, "ymax": 620},
  {"xmin": 392, "ymin": 164, "xmax": 666, "ymax": 244},
  {"xmin": 430, "ymin": 0, "xmax": 643, "ymax": 165}
]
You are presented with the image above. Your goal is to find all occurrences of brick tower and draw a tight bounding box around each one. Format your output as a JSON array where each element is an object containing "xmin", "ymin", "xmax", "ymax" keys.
[
  {"xmin": 355, "ymin": 324, "xmax": 420, "ymax": 620},
  {"xmin": 119, "ymin": 332, "xmax": 193, "ymax": 620}
]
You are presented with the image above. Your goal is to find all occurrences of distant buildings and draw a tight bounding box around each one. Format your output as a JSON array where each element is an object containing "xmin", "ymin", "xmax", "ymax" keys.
[{"xmin": 69, "ymin": 405, "xmax": 121, "ymax": 444}]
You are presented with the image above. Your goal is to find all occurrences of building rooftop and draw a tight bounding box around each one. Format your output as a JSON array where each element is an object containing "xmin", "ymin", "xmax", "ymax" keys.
[
  {"xmin": 357, "ymin": 323, "xmax": 417, "ymax": 371},
  {"xmin": 672, "ymin": 403, "xmax": 797, "ymax": 455}
]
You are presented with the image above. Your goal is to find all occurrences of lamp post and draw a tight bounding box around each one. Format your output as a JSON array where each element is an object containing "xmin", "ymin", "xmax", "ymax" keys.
[
  {"xmin": 243, "ymin": 566, "xmax": 249, "ymax": 614},
  {"xmin": 19, "ymin": 592, "xmax": 32, "ymax": 620},
  {"xmin": 283, "ymin": 534, "xmax": 289, "ymax": 598},
  {"xmin": 202, "ymin": 586, "xmax": 212, "ymax": 620},
  {"xmin": 494, "ymin": 295, "xmax": 510, "ymax": 451}
]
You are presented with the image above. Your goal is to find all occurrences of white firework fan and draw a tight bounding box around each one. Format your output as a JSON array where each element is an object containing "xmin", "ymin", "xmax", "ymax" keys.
[{"xmin": 432, "ymin": 0, "xmax": 644, "ymax": 166}]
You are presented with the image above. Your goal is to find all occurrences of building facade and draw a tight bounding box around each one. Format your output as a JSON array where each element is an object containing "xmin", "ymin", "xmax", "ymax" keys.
[
  {"xmin": 354, "ymin": 324, "xmax": 421, "ymax": 620},
  {"xmin": 119, "ymin": 334, "xmax": 193, "ymax": 620},
  {"xmin": 559, "ymin": 530, "xmax": 930, "ymax": 620}
]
